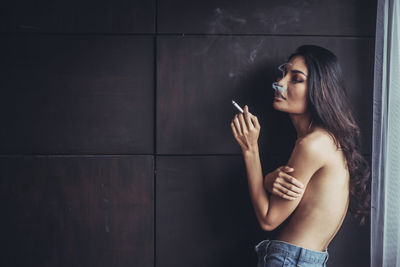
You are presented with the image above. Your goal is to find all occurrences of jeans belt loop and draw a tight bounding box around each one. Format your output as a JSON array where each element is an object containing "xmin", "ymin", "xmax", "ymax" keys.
[{"xmin": 264, "ymin": 239, "xmax": 271, "ymax": 254}]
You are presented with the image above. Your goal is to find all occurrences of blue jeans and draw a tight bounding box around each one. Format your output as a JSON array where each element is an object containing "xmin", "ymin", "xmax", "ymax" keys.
[{"xmin": 254, "ymin": 239, "xmax": 329, "ymax": 267}]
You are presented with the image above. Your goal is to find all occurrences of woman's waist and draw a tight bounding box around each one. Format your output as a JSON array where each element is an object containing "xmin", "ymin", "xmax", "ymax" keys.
[
  {"xmin": 276, "ymin": 204, "xmax": 346, "ymax": 251},
  {"xmin": 276, "ymin": 226, "xmax": 330, "ymax": 252}
]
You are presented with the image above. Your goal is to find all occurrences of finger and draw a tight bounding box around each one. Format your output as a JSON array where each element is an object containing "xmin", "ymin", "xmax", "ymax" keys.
[
  {"xmin": 231, "ymin": 122, "xmax": 246, "ymax": 147},
  {"xmin": 279, "ymin": 166, "xmax": 293, "ymax": 172},
  {"xmin": 238, "ymin": 113, "xmax": 248, "ymax": 133},
  {"xmin": 275, "ymin": 182, "xmax": 301, "ymax": 198},
  {"xmin": 272, "ymin": 187, "xmax": 296, "ymax": 200},
  {"xmin": 280, "ymin": 172, "xmax": 304, "ymax": 190},
  {"xmin": 277, "ymin": 179, "xmax": 304, "ymax": 195},
  {"xmin": 244, "ymin": 105, "xmax": 254, "ymax": 130},
  {"xmin": 283, "ymin": 166, "xmax": 294, "ymax": 172},
  {"xmin": 233, "ymin": 115, "xmax": 243, "ymax": 136},
  {"xmin": 231, "ymin": 122, "xmax": 238, "ymax": 138},
  {"xmin": 277, "ymin": 173, "xmax": 304, "ymax": 194},
  {"xmin": 274, "ymin": 183, "xmax": 301, "ymax": 197},
  {"xmin": 250, "ymin": 115, "xmax": 261, "ymax": 129}
]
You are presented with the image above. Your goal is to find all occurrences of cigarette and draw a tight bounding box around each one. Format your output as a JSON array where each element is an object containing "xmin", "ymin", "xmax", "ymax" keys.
[{"xmin": 232, "ymin": 100, "xmax": 244, "ymax": 113}]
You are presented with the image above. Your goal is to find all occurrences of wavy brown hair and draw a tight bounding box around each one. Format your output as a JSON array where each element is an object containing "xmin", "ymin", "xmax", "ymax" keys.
[{"xmin": 287, "ymin": 45, "xmax": 371, "ymax": 225}]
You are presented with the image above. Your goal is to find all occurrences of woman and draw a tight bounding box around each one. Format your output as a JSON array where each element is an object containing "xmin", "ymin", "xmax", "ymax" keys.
[{"xmin": 230, "ymin": 45, "xmax": 370, "ymax": 267}]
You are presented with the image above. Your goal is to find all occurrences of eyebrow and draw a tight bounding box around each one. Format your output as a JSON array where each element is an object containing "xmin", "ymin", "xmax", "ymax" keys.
[{"xmin": 290, "ymin": 69, "xmax": 308, "ymax": 77}]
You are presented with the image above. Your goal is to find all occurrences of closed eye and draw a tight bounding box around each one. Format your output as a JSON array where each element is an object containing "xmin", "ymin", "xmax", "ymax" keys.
[
  {"xmin": 277, "ymin": 75, "xmax": 304, "ymax": 83},
  {"xmin": 291, "ymin": 77, "xmax": 304, "ymax": 83}
]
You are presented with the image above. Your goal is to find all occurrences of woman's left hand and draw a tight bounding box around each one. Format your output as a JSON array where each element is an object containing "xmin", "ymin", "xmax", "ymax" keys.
[{"xmin": 230, "ymin": 105, "xmax": 261, "ymax": 153}]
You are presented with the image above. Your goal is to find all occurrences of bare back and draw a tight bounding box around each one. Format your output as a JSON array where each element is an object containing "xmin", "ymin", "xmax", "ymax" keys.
[{"xmin": 277, "ymin": 128, "xmax": 350, "ymax": 252}]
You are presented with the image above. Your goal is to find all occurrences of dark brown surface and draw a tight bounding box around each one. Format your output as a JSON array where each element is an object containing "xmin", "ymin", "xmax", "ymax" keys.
[
  {"xmin": 0, "ymin": 155, "xmax": 154, "ymax": 267},
  {"xmin": 158, "ymin": 0, "xmax": 377, "ymax": 35},
  {"xmin": 0, "ymin": 1, "xmax": 375, "ymax": 266},
  {"xmin": 156, "ymin": 156, "xmax": 370, "ymax": 267},
  {"xmin": 156, "ymin": 155, "xmax": 265, "ymax": 267},
  {"xmin": 326, "ymin": 155, "xmax": 372, "ymax": 267},
  {"xmin": 0, "ymin": 35, "xmax": 154, "ymax": 154},
  {"xmin": 157, "ymin": 36, "xmax": 374, "ymax": 155},
  {"xmin": 0, "ymin": 0, "xmax": 154, "ymax": 33}
]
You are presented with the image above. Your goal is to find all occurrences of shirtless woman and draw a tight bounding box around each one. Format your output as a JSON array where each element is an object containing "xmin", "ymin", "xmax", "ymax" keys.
[{"xmin": 230, "ymin": 45, "xmax": 370, "ymax": 267}]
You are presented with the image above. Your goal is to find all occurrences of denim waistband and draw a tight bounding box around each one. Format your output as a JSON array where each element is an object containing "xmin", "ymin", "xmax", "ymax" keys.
[{"xmin": 254, "ymin": 239, "xmax": 329, "ymax": 264}]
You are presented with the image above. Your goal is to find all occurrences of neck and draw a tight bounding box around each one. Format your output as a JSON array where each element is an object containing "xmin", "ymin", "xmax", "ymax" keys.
[{"xmin": 289, "ymin": 112, "xmax": 313, "ymax": 139}]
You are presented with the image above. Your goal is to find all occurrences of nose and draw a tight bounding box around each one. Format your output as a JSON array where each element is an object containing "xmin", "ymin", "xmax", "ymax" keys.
[
  {"xmin": 272, "ymin": 82, "xmax": 286, "ymax": 95},
  {"xmin": 273, "ymin": 75, "xmax": 287, "ymax": 93},
  {"xmin": 277, "ymin": 75, "xmax": 287, "ymax": 87}
]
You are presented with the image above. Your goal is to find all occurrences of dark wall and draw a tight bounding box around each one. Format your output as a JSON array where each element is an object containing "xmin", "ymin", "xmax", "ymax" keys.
[{"xmin": 0, "ymin": 1, "xmax": 376, "ymax": 266}]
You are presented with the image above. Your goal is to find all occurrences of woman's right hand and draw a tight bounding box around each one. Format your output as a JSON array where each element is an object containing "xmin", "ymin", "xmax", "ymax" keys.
[{"xmin": 263, "ymin": 166, "xmax": 305, "ymax": 200}]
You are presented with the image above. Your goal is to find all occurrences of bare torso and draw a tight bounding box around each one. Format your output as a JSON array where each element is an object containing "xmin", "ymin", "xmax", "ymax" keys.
[{"xmin": 277, "ymin": 128, "xmax": 350, "ymax": 252}]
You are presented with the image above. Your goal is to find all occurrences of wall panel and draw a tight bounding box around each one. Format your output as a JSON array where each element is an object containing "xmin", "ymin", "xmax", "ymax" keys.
[
  {"xmin": 0, "ymin": 0, "xmax": 155, "ymax": 33},
  {"xmin": 0, "ymin": 155, "xmax": 154, "ymax": 267},
  {"xmin": 156, "ymin": 156, "xmax": 370, "ymax": 267},
  {"xmin": 158, "ymin": 0, "xmax": 376, "ymax": 35},
  {"xmin": 157, "ymin": 36, "xmax": 374, "ymax": 155},
  {"xmin": 0, "ymin": 36, "xmax": 154, "ymax": 154}
]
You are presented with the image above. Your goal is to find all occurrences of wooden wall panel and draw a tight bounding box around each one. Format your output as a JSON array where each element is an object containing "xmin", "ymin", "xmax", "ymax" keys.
[
  {"xmin": 156, "ymin": 156, "xmax": 264, "ymax": 267},
  {"xmin": 157, "ymin": 36, "xmax": 374, "ymax": 155},
  {"xmin": 0, "ymin": 0, "xmax": 155, "ymax": 33},
  {"xmin": 327, "ymin": 208, "xmax": 370, "ymax": 267},
  {"xmin": 0, "ymin": 156, "xmax": 154, "ymax": 267},
  {"xmin": 0, "ymin": 1, "xmax": 375, "ymax": 266},
  {"xmin": 156, "ymin": 156, "xmax": 370, "ymax": 267},
  {"xmin": 0, "ymin": 36, "xmax": 154, "ymax": 154},
  {"xmin": 158, "ymin": 0, "xmax": 377, "ymax": 35}
]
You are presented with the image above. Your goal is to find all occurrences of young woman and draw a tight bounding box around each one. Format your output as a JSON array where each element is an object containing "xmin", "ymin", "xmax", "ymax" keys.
[{"xmin": 230, "ymin": 45, "xmax": 370, "ymax": 267}]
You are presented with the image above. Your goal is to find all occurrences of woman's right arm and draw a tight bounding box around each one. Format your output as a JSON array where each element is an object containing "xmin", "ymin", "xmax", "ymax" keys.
[{"xmin": 263, "ymin": 166, "xmax": 305, "ymax": 200}]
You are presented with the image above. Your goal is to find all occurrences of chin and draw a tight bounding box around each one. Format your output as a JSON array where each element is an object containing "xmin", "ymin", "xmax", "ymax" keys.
[{"xmin": 272, "ymin": 101, "xmax": 285, "ymax": 112}]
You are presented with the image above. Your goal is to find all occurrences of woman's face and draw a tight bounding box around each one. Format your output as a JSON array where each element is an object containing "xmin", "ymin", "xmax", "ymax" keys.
[{"xmin": 272, "ymin": 56, "xmax": 309, "ymax": 114}]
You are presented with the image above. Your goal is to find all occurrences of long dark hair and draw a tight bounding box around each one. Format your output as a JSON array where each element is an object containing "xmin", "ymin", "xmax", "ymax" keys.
[{"xmin": 287, "ymin": 45, "xmax": 370, "ymax": 225}]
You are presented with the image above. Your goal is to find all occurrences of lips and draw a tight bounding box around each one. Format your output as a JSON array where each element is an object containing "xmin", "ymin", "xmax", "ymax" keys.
[{"xmin": 275, "ymin": 91, "xmax": 286, "ymax": 100}]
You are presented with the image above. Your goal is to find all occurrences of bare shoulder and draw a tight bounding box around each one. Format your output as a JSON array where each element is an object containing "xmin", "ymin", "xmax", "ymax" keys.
[
  {"xmin": 302, "ymin": 127, "xmax": 336, "ymax": 144},
  {"xmin": 294, "ymin": 127, "xmax": 337, "ymax": 163}
]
